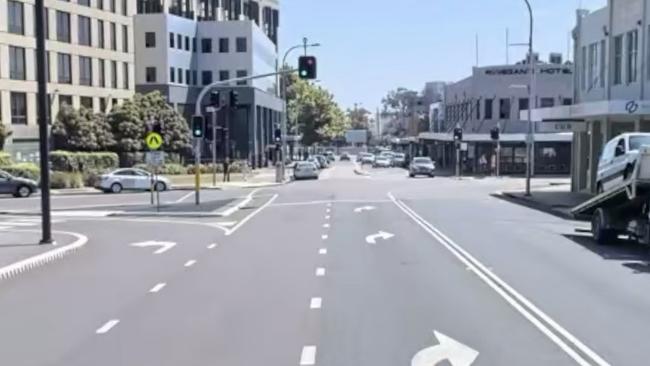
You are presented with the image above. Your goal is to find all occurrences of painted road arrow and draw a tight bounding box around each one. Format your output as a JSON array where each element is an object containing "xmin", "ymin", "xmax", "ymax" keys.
[
  {"xmin": 130, "ymin": 241, "xmax": 176, "ymax": 254},
  {"xmin": 411, "ymin": 331, "xmax": 479, "ymax": 366},
  {"xmin": 354, "ymin": 206, "xmax": 376, "ymax": 213},
  {"xmin": 365, "ymin": 231, "xmax": 394, "ymax": 244}
]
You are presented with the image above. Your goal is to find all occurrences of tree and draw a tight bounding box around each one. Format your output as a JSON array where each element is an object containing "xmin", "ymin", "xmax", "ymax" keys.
[
  {"xmin": 381, "ymin": 87, "xmax": 420, "ymax": 137},
  {"xmin": 347, "ymin": 107, "xmax": 371, "ymax": 130},
  {"xmin": 52, "ymin": 105, "xmax": 101, "ymax": 151},
  {"xmin": 0, "ymin": 122, "xmax": 12, "ymax": 151},
  {"xmin": 108, "ymin": 99, "xmax": 145, "ymax": 153}
]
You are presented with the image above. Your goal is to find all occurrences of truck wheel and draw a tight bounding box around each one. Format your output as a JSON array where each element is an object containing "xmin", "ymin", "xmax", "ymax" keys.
[{"xmin": 592, "ymin": 208, "xmax": 617, "ymax": 245}]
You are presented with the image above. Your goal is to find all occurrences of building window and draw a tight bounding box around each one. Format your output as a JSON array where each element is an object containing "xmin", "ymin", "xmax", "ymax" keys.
[
  {"xmin": 219, "ymin": 70, "xmax": 230, "ymax": 82},
  {"xmin": 614, "ymin": 34, "xmax": 623, "ymax": 85},
  {"xmin": 202, "ymin": 38, "xmax": 212, "ymax": 53},
  {"xmin": 111, "ymin": 98, "xmax": 119, "ymax": 108},
  {"xmin": 600, "ymin": 40, "xmax": 606, "ymax": 88},
  {"xmin": 79, "ymin": 0, "xmax": 90, "ymax": 6},
  {"xmin": 110, "ymin": 23, "xmax": 117, "ymax": 50},
  {"xmin": 177, "ymin": 67, "xmax": 183, "ymax": 83},
  {"xmin": 121, "ymin": 0, "xmax": 127, "ymax": 15},
  {"xmin": 59, "ymin": 95, "xmax": 73, "ymax": 109},
  {"xmin": 580, "ymin": 46, "xmax": 586, "ymax": 91},
  {"xmin": 78, "ymin": 15, "xmax": 92, "ymax": 46},
  {"xmin": 98, "ymin": 59, "xmax": 106, "ymax": 87},
  {"xmin": 8, "ymin": 1, "xmax": 24, "ymax": 35},
  {"xmin": 170, "ymin": 67, "xmax": 175, "ymax": 83},
  {"xmin": 518, "ymin": 98, "xmax": 529, "ymax": 112},
  {"xmin": 236, "ymin": 70, "xmax": 247, "ymax": 85},
  {"xmin": 185, "ymin": 36, "xmax": 189, "ymax": 51},
  {"xmin": 100, "ymin": 97, "xmax": 107, "ymax": 112},
  {"xmin": 185, "ymin": 69, "xmax": 190, "ymax": 85},
  {"xmin": 562, "ymin": 98, "xmax": 573, "ymax": 106},
  {"xmin": 202, "ymin": 70, "xmax": 212, "ymax": 85},
  {"xmin": 588, "ymin": 43, "xmax": 596, "ymax": 90},
  {"xmin": 475, "ymin": 100, "xmax": 480, "ymax": 120},
  {"xmin": 192, "ymin": 70, "xmax": 197, "ymax": 85},
  {"xmin": 177, "ymin": 34, "xmax": 182, "ymax": 50},
  {"xmin": 10, "ymin": 92, "xmax": 27, "ymax": 125},
  {"xmin": 145, "ymin": 66, "xmax": 156, "ymax": 82},
  {"xmin": 219, "ymin": 37, "xmax": 229, "ymax": 53},
  {"xmin": 9, "ymin": 46, "xmax": 26, "ymax": 80},
  {"xmin": 499, "ymin": 98, "xmax": 510, "ymax": 119},
  {"xmin": 192, "ymin": 37, "xmax": 196, "ymax": 52},
  {"xmin": 79, "ymin": 56, "xmax": 93, "ymax": 86},
  {"xmin": 98, "ymin": 0, "xmax": 103, "ymax": 10},
  {"xmin": 145, "ymin": 32, "xmax": 155, "ymax": 47},
  {"xmin": 80, "ymin": 96, "xmax": 93, "ymax": 109},
  {"xmin": 110, "ymin": 0, "xmax": 116, "ymax": 12},
  {"xmin": 97, "ymin": 20, "xmax": 105, "ymax": 48},
  {"xmin": 56, "ymin": 11, "xmax": 71, "ymax": 43},
  {"xmin": 484, "ymin": 99, "xmax": 493, "ymax": 119},
  {"xmin": 122, "ymin": 25, "xmax": 129, "ymax": 52},
  {"xmin": 540, "ymin": 98, "xmax": 554, "ymax": 108},
  {"xmin": 123, "ymin": 62, "xmax": 129, "ymax": 89},
  {"xmin": 57, "ymin": 53, "xmax": 72, "ymax": 84},
  {"xmin": 111, "ymin": 61, "xmax": 117, "ymax": 88},
  {"xmin": 169, "ymin": 32, "xmax": 174, "ymax": 48},
  {"xmin": 236, "ymin": 37, "xmax": 247, "ymax": 52},
  {"xmin": 627, "ymin": 29, "xmax": 638, "ymax": 83}
]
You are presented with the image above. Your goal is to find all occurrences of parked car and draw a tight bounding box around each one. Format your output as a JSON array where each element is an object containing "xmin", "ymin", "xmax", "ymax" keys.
[
  {"xmin": 373, "ymin": 156, "xmax": 392, "ymax": 168},
  {"xmin": 360, "ymin": 153, "xmax": 375, "ymax": 165},
  {"xmin": 392, "ymin": 153, "xmax": 407, "ymax": 167},
  {"xmin": 409, "ymin": 157, "xmax": 436, "ymax": 177},
  {"xmin": 97, "ymin": 168, "xmax": 172, "ymax": 193},
  {"xmin": 325, "ymin": 151, "xmax": 335, "ymax": 162},
  {"xmin": 307, "ymin": 156, "xmax": 322, "ymax": 169},
  {"xmin": 597, "ymin": 133, "xmax": 650, "ymax": 193},
  {"xmin": 314, "ymin": 155, "xmax": 329, "ymax": 168},
  {"xmin": 340, "ymin": 152, "xmax": 351, "ymax": 161},
  {"xmin": 294, "ymin": 161, "xmax": 320, "ymax": 180},
  {"xmin": 0, "ymin": 169, "xmax": 38, "ymax": 198}
]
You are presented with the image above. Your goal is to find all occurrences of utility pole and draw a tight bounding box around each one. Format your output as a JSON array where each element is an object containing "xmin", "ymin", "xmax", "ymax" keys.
[
  {"xmin": 224, "ymin": 108, "xmax": 231, "ymax": 182},
  {"xmin": 211, "ymin": 109, "xmax": 218, "ymax": 186},
  {"xmin": 524, "ymin": 0, "xmax": 534, "ymax": 196}
]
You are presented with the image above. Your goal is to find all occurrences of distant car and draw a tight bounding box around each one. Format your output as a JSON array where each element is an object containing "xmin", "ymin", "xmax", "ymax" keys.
[
  {"xmin": 597, "ymin": 133, "xmax": 650, "ymax": 193},
  {"xmin": 294, "ymin": 161, "xmax": 319, "ymax": 180},
  {"xmin": 373, "ymin": 156, "xmax": 392, "ymax": 168},
  {"xmin": 392, "ymin": 153, "xmax": 406, "ymax": 167},
  {"xmin": 325, "ymin": 151, "xmax": 335, "ymax": 162},
  {"xmin": 97, "ymin": 168, "xmax": 171, "ymax": 193},
  {"xmin": 0, "ymin": 169, "xmax": 38, "ymax": 198},
  {"xmin": 340, "ymin": 152, "xmax": 351, "ymax": 161},
  {"xmin": 307, "ymin": 156, "xmax": 322, "ymax": 169},
  {"xmin": 314, "ymin": 155, "xmax": 329, "ymax": 168},
  {"xmin": 360, "ymin": 153, "xmax": 375, "ymax": 165},
  {"xmin": 409, "ymin": 157, "xmax": 435, "ymax": 177}
]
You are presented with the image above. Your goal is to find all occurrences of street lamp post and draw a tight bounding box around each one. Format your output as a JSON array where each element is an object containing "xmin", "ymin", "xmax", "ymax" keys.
[{"xmin": 524, "ymin": 0, "xmax": 534, "ymax": 196}]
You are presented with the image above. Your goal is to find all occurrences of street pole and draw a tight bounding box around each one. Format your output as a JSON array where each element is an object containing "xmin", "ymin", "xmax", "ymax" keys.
[
  {"xmin": 224, "ymin": 109, "xmax": 231, "ymax": 182},
  {"xmin": 35, "ymin": 0, "xmax": 52, "ymax": 244},
  {"xmin": 455, "ymin": 142, "xmax": 460, "ymax": 179},
  {"xmin": 212, "ymin": 109, "xmax": 217, "ymax": 187},
  {"xmin": 194, "ymin": 139, "xmax": 201, "ymax": 205},
  {"xmin": 524, "ymin": 0, "xmax": 534, "ymax": 196}
]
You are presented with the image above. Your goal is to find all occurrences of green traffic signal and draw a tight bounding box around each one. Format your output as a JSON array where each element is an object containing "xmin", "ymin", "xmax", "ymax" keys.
[{"xmin": 298, "ymin": 56, "xmax": 317, "ymax": 79}]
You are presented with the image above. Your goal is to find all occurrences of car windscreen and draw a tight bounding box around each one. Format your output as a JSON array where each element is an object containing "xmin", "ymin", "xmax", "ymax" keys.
[
  {"xmin": 413, "ymin": 158, "xmax": 432, "ymax": 164},
  {"xmin": 629, "ymin": 136, "xmax": 650, "ymax": 151}
]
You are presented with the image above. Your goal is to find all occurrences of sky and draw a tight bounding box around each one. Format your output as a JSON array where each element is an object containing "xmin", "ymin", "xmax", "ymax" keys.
[{"xmin": 278, "ymin": 0, "xmax": 606, "ymax": 113}]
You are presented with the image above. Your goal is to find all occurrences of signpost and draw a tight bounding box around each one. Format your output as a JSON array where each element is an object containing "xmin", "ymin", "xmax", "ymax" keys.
[{"xmin": 145, "ymin": 133, "xmax": 164, "ymax": 210}]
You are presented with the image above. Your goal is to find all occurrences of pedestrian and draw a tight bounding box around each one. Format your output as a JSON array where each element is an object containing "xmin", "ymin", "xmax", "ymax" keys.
[{"xmin": 479, "ymin": 154, "xmax": 487, "ymax": 174}]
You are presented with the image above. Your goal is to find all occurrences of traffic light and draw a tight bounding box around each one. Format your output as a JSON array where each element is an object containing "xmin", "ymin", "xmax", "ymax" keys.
[
  {"xmin": 298, "ymin": 56, "xmax": 317, "ymax": 79},
  {"xmin": 453, "ymin": 127, "xmax": 463, "ymax": 141},
  {"xmin": 490, "ymin": 127, "xmax": 500, "ymax": 141},
  {"xmin": 191, "ymin": 115, "xmax": 205, "ymax": 138},
  {"xmin": 274, "ymin": 125, "xmax": 282, "ymax": 142},
  {"xmin": 210, "ymin": 91, "xmax": 221, "ymax": 107},
  {"xmin": 229, "ymin": 90, "xmax": 239, "ymax": 108}
]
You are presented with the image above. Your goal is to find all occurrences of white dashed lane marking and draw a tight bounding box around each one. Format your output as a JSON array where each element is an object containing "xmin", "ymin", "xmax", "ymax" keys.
[
  {"xmin": 149, "ymin": 283, "xmax": 166, "ymax": 293},
  {"xmin": 184, "ymin": 260, "xmax": 197, "ymax": 267},
  {"xmin": 319, "ymin": 248, "xmax": 327, "ymax": 255},
  {"xmin": 321, "ymin": 234, "xmax": 328, "ymax": 240},
  {"xmin": 309, "ymin": 297, "xmax": 322, "ymax": 309},
  {"xmin": 207, "ymin": 243, "xmax": 217, "ymax": 249},
  {"xmin": 315, "ymin": 268, "xmax": 325, "ymax": 277},
  {"xmin": 96, "ymin": 320, "xmax": 120, "ymax": 334},
  {"xmin": 300, "ymin": 346, "xmax": 317, "ymax": 365}
]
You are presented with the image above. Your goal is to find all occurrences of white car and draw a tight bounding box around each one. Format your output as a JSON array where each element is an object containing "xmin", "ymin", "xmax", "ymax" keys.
[
  {"xmin": 373, "ymin": 156, "xmax": 392, "ymax": 168},
  {"xmin": 597, "ymin": 133, "xmax": 650, "ymax": 193},
  {"xmin": 294, "ymin": 161, "xmax": 319, "ymax": 180},
  {"xmin": 97, "ymin": 168, "xmax": 172, "ymax": 193},
  {"xmin": 360, "ymin": 153, "xmax": 375, "ymax": 165}
]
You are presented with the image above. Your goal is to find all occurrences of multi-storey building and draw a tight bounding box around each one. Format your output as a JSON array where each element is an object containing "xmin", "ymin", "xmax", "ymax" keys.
[
  {"xmin": 0, "ymin": 0, "xmax": 135, "ymax": 159},
  {"xmin": 134, "ymin": 0, "xmax": 282, "ymax": 167}
]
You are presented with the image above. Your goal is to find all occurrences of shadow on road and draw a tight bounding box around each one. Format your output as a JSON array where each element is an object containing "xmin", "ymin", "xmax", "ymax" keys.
[{"xmin": 563, "ymin": 233, "xmax": 650, "ymax": 274}]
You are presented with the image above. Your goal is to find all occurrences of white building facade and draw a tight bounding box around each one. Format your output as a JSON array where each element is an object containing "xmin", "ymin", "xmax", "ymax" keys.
[{"xmin": 0, "ymin": 0, "xmax": 135, "ymax": 159}]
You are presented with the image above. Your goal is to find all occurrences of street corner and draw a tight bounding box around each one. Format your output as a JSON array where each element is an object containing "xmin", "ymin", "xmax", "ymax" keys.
[{"xmin": 0, "ymin": 226, "xmax": 88, "ymax": 282}]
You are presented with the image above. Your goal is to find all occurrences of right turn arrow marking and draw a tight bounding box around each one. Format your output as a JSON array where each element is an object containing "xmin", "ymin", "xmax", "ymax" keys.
[{"xmin": 411, "ymin": 331, "xmax": 479, "ymax": 366}]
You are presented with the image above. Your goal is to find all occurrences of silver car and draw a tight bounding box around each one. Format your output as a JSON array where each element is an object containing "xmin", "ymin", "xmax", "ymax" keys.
[
  {"xmin": 0, "ymin": 170, "xmax": 38, "ymax": 197},
  {"xmin": 97, "ymin": 168, "xmax": 172, "ymax": 193},
  {"xmin": 294, "ymin": 161, "xmax": 319, "ymax": 180},
  {"xmin": 409, "ymin": 157, "xmax": 436, "ymax": 177},
  {"xmin": 597, "ymin": 133, "xmax": 650, "ymax": 193}
]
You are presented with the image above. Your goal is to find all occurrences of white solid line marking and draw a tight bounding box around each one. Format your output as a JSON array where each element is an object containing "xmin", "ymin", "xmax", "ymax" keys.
[
  {"xmin": 322, "ymin": 223, "xmax": 330, "ymax": 228},
  {"xmin": 175, "ymin": 191, "xmax": 195, "ymax": 203},
  {"xmin": 315, "ymin": 267, "xmax": 326, "ymax": 276},
  {"xmin": 226, "ymin": 194, "xmax": 279, "ymax": 236},
  {"xmin": 96, "ymin": 319, "xmax": 120, "ymax": 334},
  {"xmin": 149, "ymin": 283, "xmax": 166, "ymax": 293},
  {"xmin": 319, "ymin": 248, "xmax": 327, "ymax": 254},
  {"xmin": 300, "ymin": 345, "xmax": 317, "ymax": 365},
  {"xmin": 207, "ymin": 243, "xmax": 217, "ymax": 249},
  {"xmin": 184, "ymin": 260, "xmax": 197, "ymax": 267},
  {"xmin": 216, "ymin": 188, "xmax": 261, "ymax": 216},
  {"xmin": 310, "ymin": 297, "xmax": 322, "ymax": 309},
  {"xmin": 387, "ymin": 193, "xmax": 610, "ymax": 366},
  {"xmin": 321, "ymin": 234, "xmax": 328, "ymax": 240}
]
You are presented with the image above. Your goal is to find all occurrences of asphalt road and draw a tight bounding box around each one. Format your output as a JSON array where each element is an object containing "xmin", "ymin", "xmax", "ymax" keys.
[{"xmin": 1, "ymin": 161, "xmax": 649, "ymax": 365}]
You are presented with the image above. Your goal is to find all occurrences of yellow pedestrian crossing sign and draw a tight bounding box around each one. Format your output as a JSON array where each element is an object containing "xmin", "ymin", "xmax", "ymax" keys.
[{"xmin": 145, "ymin": 132, "xmax": 163, "ymax": 150}]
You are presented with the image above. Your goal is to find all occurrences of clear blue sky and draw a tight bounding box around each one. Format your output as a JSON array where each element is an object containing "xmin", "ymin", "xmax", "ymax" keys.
[{"xmin": 279, "ymin": 0, "xmax": 606, "ymax": 112}]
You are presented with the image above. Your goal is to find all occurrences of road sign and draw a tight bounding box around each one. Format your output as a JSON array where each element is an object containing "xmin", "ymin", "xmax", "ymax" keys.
[
  {"xmin": 145, "ymin": 151, "xmax": 165, "ymax": 167},
  {"xmin": 460, "ymin": 142, "xmax": 468, "ymax": 152},
  {"xmin": 145, "ymin": 132, "xmax": 163, "ymax": 150}
]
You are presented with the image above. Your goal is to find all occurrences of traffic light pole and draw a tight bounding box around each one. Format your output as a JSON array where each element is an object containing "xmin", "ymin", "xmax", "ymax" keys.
[
  {"xmin": 455, "ymin": 142, "xmax": 460, "ymax": 179},
  {"xmin": 212, "ymin": 110, "xmax": 218, "ymax": 186},
  {"xmin": 194, "ymin": 138, "xmax": 201, "ymax": 205}
]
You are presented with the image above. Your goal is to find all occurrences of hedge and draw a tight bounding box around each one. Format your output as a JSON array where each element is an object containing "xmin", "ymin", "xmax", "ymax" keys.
[
  {"xmin": 50, "ymin": 172, "xmax": 84, "ymax": 189},
  {"xmin": 0, "ymin": 163, "xmax": 40, "ymax": 181},
  {"xmin": 0, "ymin": 152, "xmax": 12, "ymax": 166},
  {"xmin": 50, "ymin": 151, "xmax": 118, "ymax": 172},
  {"xmin": 133, "ymin": 163, "xmax": 186, "ymax": 175},
  {"xmin": 186, "ymin": 161, "xmax": 243, "ymax": 175}
]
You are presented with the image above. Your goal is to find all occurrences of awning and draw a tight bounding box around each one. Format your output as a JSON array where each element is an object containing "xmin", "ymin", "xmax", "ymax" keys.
[
  {"xmin": 418, "ymin": 132, "xmax": 573, "ymax": 143},
  {"xmin": 523, "ymin": 100, "xmax": 650, "ymax": 121}
]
